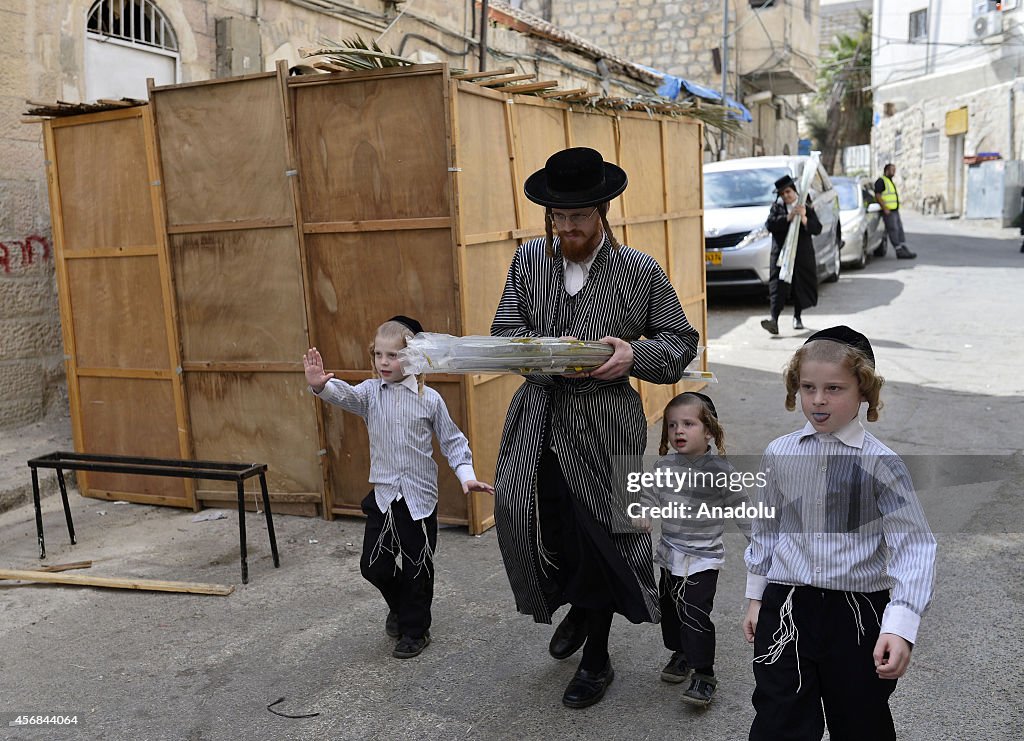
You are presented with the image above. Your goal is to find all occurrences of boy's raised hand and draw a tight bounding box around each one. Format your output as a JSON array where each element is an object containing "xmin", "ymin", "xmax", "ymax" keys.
[
  {"xmin": 303, "ymin": 348, "xmax": 334, "ymax": 393},
  {"xmin": 874, "ymin": 633, "xmax": 912, "ymax": 679},
  {"xmin": 462, "ymin": 479, "xmax": 495, "ymax": 496}
]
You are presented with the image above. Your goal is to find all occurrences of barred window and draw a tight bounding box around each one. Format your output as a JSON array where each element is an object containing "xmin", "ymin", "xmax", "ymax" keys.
[{"xmin": 87, "ymin": 0, "xmax": 178, "ymax": 52}]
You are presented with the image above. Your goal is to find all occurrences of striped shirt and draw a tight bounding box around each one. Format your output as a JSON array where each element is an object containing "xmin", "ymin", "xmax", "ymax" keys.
[
  {"xmin": 313, "ymin": 374, "xmax": 476, "ymax": 521},
  {"xmin": 647, "ymin": 451, "xmax": 752, "ymax": 577},
  {"xmin": 744, "ymin": 418, "xmax": 936, "ymax": 643}
]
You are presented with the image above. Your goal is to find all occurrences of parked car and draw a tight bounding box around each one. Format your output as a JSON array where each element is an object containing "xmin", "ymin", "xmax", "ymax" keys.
[
  {"xmin": 703, "ymin": 156, "xmax": 842, "ymax": 292},
  {"xmin": 833, "ymin": 176, "xmax": 885, "ymax": 269}
]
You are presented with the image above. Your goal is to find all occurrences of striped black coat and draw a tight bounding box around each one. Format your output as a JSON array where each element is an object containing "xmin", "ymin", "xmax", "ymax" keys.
[{"xmin": 491, "ymin": 235, "xmax": 700, "ymax": 623}]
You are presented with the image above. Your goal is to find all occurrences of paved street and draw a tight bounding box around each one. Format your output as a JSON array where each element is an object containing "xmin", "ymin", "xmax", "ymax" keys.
[{"xmin": 1, "ymin": 213, "xmax": 1021, "ymax": 740}]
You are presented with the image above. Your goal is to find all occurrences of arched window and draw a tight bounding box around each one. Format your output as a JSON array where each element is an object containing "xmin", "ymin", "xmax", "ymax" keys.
[
  {"xmin": 85, "ymin": 0, "xmax": 179, "ymax": 101},
  {"xmin": 87, "ymin": 0, "xmax": 178, "ymax": 52}
]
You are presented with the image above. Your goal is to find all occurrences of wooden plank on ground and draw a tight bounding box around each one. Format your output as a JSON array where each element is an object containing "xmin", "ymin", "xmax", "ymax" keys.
[
  {"xmin": 0, "ymin": 569, "xmax": 234, "ymax": 596},
  {"xmin": 36, "ymin": 561, "xmax": 93, "ymax": 573}
]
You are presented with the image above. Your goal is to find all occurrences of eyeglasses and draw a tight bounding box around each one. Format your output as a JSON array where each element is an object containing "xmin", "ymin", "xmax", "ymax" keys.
[{"xmin": 549, "ymin": 207, "xmax": 598, "ymax": 227}]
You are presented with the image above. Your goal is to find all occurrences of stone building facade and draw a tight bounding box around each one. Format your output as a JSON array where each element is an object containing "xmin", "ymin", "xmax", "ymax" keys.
[
  {"xmin": 517, "ymin": 0, "xmax": 728, "ymax": 88},
  {"xmin": 871, "ymin": 1, "xmax": 1024, "ymax": 218}
]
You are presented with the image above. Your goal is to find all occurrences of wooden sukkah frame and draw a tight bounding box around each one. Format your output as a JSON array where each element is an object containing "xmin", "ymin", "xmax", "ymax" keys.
[{"xmin": 36, "ymin": 61, "xmax": 709, "ymax": 534}]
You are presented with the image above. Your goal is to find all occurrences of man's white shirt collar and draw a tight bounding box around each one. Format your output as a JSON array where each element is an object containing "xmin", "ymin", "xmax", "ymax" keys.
[{"xmin": 563, "ymin": 246, "xmax": 599, "ymax": 296}]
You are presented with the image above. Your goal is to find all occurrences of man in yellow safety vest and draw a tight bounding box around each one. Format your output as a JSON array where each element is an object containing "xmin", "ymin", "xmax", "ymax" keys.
[{"xmin": 872, "ymin": 164, "xmax": 916, "ymax": 259}]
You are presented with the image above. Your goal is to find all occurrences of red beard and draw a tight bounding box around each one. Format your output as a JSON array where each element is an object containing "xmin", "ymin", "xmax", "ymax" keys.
[{"xmin": 560, "ymin": 232, "xmax": 602, "ymax": 263}]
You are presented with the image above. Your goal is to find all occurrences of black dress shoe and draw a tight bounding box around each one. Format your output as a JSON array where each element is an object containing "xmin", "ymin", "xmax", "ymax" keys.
[
  {"xmin": 549, "ymin": 614, "xmax": 588, "ymax": 660},
  {"xmin": 760, "ymin": 318, "xmax": 779, "ymax": 335},
  {"xmin": 895, "ymin": 246, "xmax": 917, "ymax": 259},
  {"xmin": 562, "ymin": 660, "xmax": 615, "ymax": 708},
  {"xmin": 793, "ymin": 317, "xmax": 804, "ymax": 330},
  {"xmin": 385, "ymin": 610, "xmax": 400, "ymax": 638},
  {"xmin": 393, "ymin": 631, "xmax": 431, "ymax": 659}
]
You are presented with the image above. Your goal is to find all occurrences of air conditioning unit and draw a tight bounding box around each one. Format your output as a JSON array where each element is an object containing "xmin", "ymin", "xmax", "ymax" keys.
[{"xmin": 972, "ymin": 12, "xmax": 1004, "ymax": 39}]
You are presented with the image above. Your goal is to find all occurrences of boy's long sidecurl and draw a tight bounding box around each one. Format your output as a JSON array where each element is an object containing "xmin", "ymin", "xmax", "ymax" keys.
[{"xmin": 783, "ymin": 343, "xmax": 884, "ymax": 421}]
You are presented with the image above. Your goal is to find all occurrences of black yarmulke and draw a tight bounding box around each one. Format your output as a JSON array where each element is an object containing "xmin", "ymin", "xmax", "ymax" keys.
[
  {"xmin": 805, "ymin": 325, "xmax": 875, "ymax": 366},
  {"xmin": 388, "ymin": 315, "xmax": 423, "ymax": 335}
]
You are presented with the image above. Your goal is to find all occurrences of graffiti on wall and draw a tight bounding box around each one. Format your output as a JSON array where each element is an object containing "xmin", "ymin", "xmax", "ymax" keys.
[{"xmin": 0, "ymin": 234, "xmax": 52, "ymax": 274}]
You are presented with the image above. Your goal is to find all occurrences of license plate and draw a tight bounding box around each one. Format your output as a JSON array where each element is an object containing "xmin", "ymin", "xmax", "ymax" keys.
[{"xmin": 705, "ymin": 251, "xmax": 722, "ymax": 265}]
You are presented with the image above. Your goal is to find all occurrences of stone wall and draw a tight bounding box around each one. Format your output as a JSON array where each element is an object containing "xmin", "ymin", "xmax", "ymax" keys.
[{"xmin": 519, "ymin": 0, "xmax": 729, "ymax": 92}]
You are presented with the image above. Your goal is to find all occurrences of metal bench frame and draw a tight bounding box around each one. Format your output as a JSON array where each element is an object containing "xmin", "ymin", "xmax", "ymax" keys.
[{"xmin": 27, "ymin": 451, "xmax": 280, "ymax": 584}]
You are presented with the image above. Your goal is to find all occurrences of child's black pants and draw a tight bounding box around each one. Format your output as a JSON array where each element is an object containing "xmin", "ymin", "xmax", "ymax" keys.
[
  {"xmin": 359, "ymin": 491, "xmax": 437, "ymax": 639},
  {"xmin": 750, "ymin": 583, "xmax": 898, "ymax": 741},
  {"xmin": 659, "ymin": 567, "xmax": 719, "ymax": 670}
]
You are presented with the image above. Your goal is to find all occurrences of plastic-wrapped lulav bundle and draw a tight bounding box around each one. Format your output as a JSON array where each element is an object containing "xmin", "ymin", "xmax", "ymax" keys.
[
  {"xmin": 399, "ymin": 333, "xmax": 718, "ymax": 381},
  {"xmin": 399, "ymin": 334, "xmax": 613, "ymax": 375}
]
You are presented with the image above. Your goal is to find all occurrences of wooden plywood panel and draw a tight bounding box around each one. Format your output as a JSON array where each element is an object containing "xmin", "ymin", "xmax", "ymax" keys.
[
  {"xmin": 468, "ymin": 374, "xmax": 519, "ymax": 483},
  {"xmin": 618, "ymin": 117, "xmax": 666, "ymax": 219},
  {"xmin": 463, "ymin": 239, "xmax": 518, "ymax": 336},
  {"xmin": 305, "ymin": 230, "xmax": 459, "ymax": 370},
  {"xmin": 627, "ymin": 221, "xmax": 669, "ymax": 277},
  {"xmin": 52, "ymin": 115, "xmax": 155, "ymax": 251},
  {"xmin": 512, "ymin": 103, "xmax": 567, "ymax": 231},
  {"xmin": 567, "ymin": 110, "xmax": 624, "ymax": 222},
  {"xmin": 664, "ymin": 120, "xmax": 703, "ymax": 213},
  {"xmin": 323, "ymin": 379, "xmax": 469, "ymax": 524},
  {"xmin": 184, "ymin": 372, "xmax": 322, "ymax": 498},
  {"xmin": 682, "ymin": 299, "xmax": 708, "ymax": 358},
  {"xmin": 66, "ymin": 256, "xmax": 170, "ymax": 369},
  {"xmin": 294, "ymin": 73, "xmax": 450, "ymax": 223},
  {"xmin": 640, "ymin": 379, "xmax": 677, "ymax": 426},
  {"xmin": 76, "ymin": 377, "xmax": 188, "ymax": 501},
  {"xmin": 670, "ymin": 216, "xmax": 706, "ymax": 303},
  {"xmin": 153, "ymin": 76, "xmax": 292, "ymax": 226},
  {"xmin": 456, "ymin": 91, "xmax": 517, "ymax": 237},
  {"xmin": 170, "ymin": 228, "xmax": 307, "ymax": 362}
]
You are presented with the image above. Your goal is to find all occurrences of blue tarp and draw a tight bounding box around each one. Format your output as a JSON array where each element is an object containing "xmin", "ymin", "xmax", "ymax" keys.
[{"xmin": 640, "ymin": 64, "xmax": 753, "ymax": 123}]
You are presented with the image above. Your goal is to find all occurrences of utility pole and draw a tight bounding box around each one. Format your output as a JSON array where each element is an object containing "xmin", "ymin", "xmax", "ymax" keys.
[{"xmin": 719, "ymin": 0, "xmax": 729, "ymax": 161}]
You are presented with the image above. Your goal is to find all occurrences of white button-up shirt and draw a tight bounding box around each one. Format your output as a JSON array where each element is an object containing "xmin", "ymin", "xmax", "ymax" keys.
[
  {"xmin": 744, "ymin": 418, "xmax": 936, "ymax": 643},
  {"xmin": 563, "ymin": 248, "xmax": 598, "ymax": 296},
  {"xmin": 313, "ymin": 374, "xmax": 476, "ymax": 520}
]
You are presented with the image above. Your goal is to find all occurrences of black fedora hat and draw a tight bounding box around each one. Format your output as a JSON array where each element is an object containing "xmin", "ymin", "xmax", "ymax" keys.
[
  {"xmin": 524, "ymin": 147, "xmax": 628, "ymax": 209},
  {"xmin": 774, "ymin": 174, "xmax": 797, "ymax": 193}
]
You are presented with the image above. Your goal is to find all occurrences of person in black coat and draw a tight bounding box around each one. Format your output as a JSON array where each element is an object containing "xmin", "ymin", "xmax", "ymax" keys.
[{"xmin": 760, "ymin": 174, "xmax": 822, "ymax": 334}]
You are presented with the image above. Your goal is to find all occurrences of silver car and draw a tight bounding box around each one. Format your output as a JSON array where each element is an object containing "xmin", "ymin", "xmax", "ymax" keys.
[
  {"xmin": 703, "ymin": 156, "xmax": 842, "ymax": 291},
  {"xmin": 832, "ymin": 176, "xmax": 886, "ymax": 269}
]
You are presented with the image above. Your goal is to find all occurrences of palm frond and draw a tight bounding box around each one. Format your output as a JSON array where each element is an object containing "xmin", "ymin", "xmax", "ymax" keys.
[{"xmin": 302, "ymin": 36, "xmax": 414, "ymax": 70}]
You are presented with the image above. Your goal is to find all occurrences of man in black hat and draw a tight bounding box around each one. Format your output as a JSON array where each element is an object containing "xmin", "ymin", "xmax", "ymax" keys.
[
  {"xmin": 761, "ymin": 174, "xmax": 822, "ymax": 335},
  {"xmin": 491, "ymin": 147, "xmax": 700, "ymax": 708}
]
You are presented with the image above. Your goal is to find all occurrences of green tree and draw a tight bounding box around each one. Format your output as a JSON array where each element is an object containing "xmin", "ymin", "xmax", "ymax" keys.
[{"xmin": 814, "ymin": 11, "xmax": 873, "ymax": 174}]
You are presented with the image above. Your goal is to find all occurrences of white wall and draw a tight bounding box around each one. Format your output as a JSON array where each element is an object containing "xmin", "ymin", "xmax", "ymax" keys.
[{"xmin": 873, "ymin": 0, "xmax": 1023, "ymax": 100}]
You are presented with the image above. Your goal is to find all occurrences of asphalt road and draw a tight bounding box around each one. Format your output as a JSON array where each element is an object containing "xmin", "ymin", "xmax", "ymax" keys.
[{"xmin": 0, "ymin": 212, "xmax": 1021, "ymax": 740}]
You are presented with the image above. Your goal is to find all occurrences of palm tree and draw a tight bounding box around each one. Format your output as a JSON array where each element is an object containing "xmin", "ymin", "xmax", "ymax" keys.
[{"xmin": 814, "ymin": 11, "xmax": 872, "ymax": 174}]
